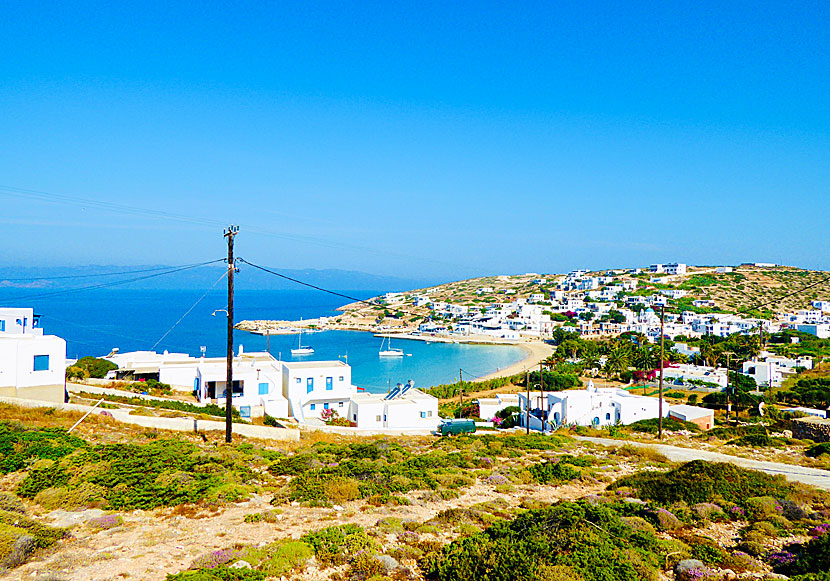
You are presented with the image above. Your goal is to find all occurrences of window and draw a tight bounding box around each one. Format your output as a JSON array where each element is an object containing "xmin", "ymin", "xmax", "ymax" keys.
[
  {"xmin": 428, "ymin": 411, "xmax": 432, "ymax": 417},
  {"xmin": 194, "ymin": 378, "xmax": 200, "ymax": 393},
  {"xmin": 339, "ymin": 376, "xmax": 344, "ymax": 381},
  {"xmin": 258, "ymin": 382, "xmax": 269, "ymax": 395},
  {"xmin": 0, "ymin": 320, "xmax": 4, "ymax": 331},
  {"xmin": 33, "ymin": 355, "xmax": 49, "ymax": 371},
  {"xmin": 295, "ymin": 377, "xmax": 302, "ymax": 383},
  {"xmin": 310, "ymin": 403, "xmax": 316, "ymax": 411},
  {"xmin": 338, "ymin": 401, "xmax": 344, "ymax": 408},
  {"xmin": 324, "ymin": 403, "xmax": 329, "ymax": 410},
  {"xmin": 375, "ymin": 415, "xmax": 381, "ymax": 422},
  {"xmin": 420, "ymin": 411, "xmax": 426, "ymax": 418},
  {"xmin": 353, "ymin": 414, "xmax": 357, "ymax": 421},
  {"xmin": 326, "ymin": 377, "xmax": 333, "ymax": 391},
  {"xmin": 605, "ymin": 413, "xmax": 611, "ymax": 420},
  {"xmin": 307, "ymin": 377, "xmax": 313, "ymax": 393}
]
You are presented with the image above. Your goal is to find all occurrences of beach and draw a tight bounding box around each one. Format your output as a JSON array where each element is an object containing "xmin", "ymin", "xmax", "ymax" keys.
[{"xmin": 473, "ymin": 340, "xmax": 555, "ymax": 382}]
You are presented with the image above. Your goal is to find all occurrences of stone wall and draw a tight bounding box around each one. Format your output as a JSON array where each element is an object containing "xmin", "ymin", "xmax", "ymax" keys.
[{"xmin": 792, "ymin": 417, "xmax": 830, "ymax": 443}]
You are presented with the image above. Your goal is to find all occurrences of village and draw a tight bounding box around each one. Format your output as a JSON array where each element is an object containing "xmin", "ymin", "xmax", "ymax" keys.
[{"xmin": 4, "ymin": 263, "xmax": 830, "ymax": 437}]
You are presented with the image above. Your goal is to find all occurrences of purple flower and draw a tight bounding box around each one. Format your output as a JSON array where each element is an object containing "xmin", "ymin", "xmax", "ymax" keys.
[
  {"xmin": 483, "ymin": 474, "xmax": 508, "ymax": 485},
  {"xmin": 191, "ymin": 548, "xmax": 243, "ymax": 570},
  {"xmin": 767, "ymin": 551, "xmax": 797, "ymax": 568},
  {"xmin": 809, "ymin": 523, "xmax": 830, "ymax": 537}
]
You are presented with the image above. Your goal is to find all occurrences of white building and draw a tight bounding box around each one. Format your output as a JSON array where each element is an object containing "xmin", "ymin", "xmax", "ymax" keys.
[
  {"xmin": 518, "ymin": 386, "xmax": 667, "ymax": 430},
  {"xmin": 0, "ymin": 308, "xmax": 66, "ymax": 403},
  {"xmin": 668, "ymin": 405, "xmax": 715, "ymax": 430},
  {"xmin": 476, "ymin": 393, "xmax": 520, "ymax": 420},
  {"xmin": 742, "ymin": 352, "xmax": 813, "ymax": 388},
  {"xmin": 347, "ymin": 384, "xmax": 439, "ymax": 430},
  {"xmin": 660, "ymin": 289, "xmax": 688, "ymax": 299},
  {"xmin": 661, "ymin": 363, "xmax": 727, "ymax": 388},
  {"xmin": 797, "ymin": 323, "xmax": 830, "ymax": 339},
  {"xmin": 811, "ymin": 301, "xmax": 830, "ymax": 312},
  {"xmin": 282, "ymin": 360, "xmax": 356, "ymax": 422},
  {"xmin": 106, "ymin": 348, "xmax": 290, "ymax": 419}
]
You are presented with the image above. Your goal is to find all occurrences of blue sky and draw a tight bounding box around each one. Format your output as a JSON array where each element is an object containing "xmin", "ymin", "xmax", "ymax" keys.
[{"xmin": 1, "ymin": 1, "xmax": 827, "ymax": 281}]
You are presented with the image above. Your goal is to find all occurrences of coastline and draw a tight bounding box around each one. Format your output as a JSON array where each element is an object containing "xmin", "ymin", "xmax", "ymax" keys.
[{"xmin": 472, "ymin": 340, "xmax": 555, "ymax": 382}]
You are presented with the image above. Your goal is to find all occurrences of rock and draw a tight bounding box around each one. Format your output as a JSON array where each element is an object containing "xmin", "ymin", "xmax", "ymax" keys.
[
  {"xmin": 374, "ymin": 554, "xmax": 400, "ymax": 571},
  {"xmin": 229, "ymin": 560, "xmax": 252, "ymax": 569},
  {"xmin": 721, "ymin": 568, "xmax": 736, "ymax": 580},
  {"xmin": 45, "ymin": 509, "xmax": 106, "ymax": 528},
  {"xmin": 332, "ymin": 504, "xmax": 344, "ymax": 511},
  {"xmin": 675, "ymin": 559, "xmax": 705, "ymax": 577}
]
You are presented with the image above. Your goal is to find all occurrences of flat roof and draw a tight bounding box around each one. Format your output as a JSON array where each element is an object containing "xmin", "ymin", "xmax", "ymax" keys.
[{"xmin": 282, "ymin": 360, "xmax": 347, "ymax": 369}]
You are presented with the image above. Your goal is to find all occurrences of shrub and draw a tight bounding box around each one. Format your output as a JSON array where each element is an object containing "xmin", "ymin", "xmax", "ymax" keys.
[
  {"xmin": 74, "ymin": 356, "xmax": 117, "ymax": 379},
  {"xmin": 166, "ymin": 568, "xmax": 265, "ymax": 580},
  {"xmin": 806, "ymin": 443, "xmax": 830, "ymax": 458},
  {"xmin": 0, "ymin": 510, "xmax": 66, "ymax": 569},
  {"xmin": 0, "ymin": 422, "xmax": 86, "ymax": 474},
  {"xmin": 610, "ymin": 461, "xmax": 793, "ymax": 507},
  {"xmin": 88, "ymin": 514, "xmax": 123, "ymax": 530},
  {"xmin": 424, "ymin": 501, "xmax": 673, "ymax": 581},
  {"xmin": 301, "ymin": 524, "xmax": 378, "ymax": 566},
  {"xmin": 627, "ymin": 417, "xmax": 701, "ymax": 434},
  {"xmin": 527, "ymin": 461, "xmax": 581, "ymax": 485},
  {"xmin": 744, "ymin": 496, "xmax": 783, "ymax": 521},
  {"xmin": 262, "ymin": 414, "xmax": 278, "ymax": 427}
]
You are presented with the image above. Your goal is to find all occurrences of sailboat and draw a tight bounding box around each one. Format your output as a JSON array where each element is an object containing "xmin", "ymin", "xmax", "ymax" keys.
[
  {"xmin": 291, "ymin": 327, "xmax": 314, "ymax": 355},
  {"xmin": 379, "ymin": 336, "xmax": 404, "ymax": 357}
]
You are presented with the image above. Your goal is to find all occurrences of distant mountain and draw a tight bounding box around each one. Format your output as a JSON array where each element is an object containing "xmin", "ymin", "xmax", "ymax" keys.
[{"xmin": 0, "ymin": 265, "xmax": 436, "ymax": 293}]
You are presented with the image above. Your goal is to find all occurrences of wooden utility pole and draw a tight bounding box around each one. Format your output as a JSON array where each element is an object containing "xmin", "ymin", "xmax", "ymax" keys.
[
  {"xmin": 525, "ymin": 370, "xmax": 530, "ymax": 434},
  {"xmin": 224, "ymin": 225, "xmax": 239, "ymax": 443},
  {"xmin": 539, "ymin": 361, "xmax": 545, "ymax": 431},
  {"xmin": 723, "ymin": 351, "xmax": 735, "ymax": 426},
  {"xmin": 658, "ymin": 305, "xmax": 665, "ymax": 440},
  {"xmin": 266, "ymin": 329, "xmax": 270, "ymax": 354}
]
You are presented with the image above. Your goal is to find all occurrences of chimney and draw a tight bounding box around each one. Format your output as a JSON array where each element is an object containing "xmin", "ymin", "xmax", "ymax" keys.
[{"xmin": 238, "ymin": 344, "xmax": 244, "ymax": 356}]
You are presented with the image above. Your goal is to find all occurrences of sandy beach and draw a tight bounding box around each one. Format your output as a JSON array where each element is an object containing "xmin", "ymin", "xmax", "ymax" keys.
[{"xmin": 473, "ymin": 340, "xmax": 555, "ymax": 382}]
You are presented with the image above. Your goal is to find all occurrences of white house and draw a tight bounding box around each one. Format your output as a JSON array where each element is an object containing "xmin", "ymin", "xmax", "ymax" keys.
[
  {"xmin": 811, "ymin": 301, "xmax": 830, "ymax": 313},
  {"xmin": 661, "ymin": 363, "xmax": 727, "ymax": 388},
  {"xmin": 347, "ymin": 384, "xmax": 439, "ymax": 430},
  {"xmin": 476, "ymin": 393, "xmax": 520, "ymax": 420},
  {"xmin": 797, "ymin": 323, "xmax": 830, "ymax": 339},
  {"xmin": 0, "ymin": 308, "xmax": 66, "ymax": 403},
  {"xmin": 282, "ymin": 360, "xmax": 356, "ymax": 422},
  {"xmin": 105, "ymin": 348, "xmax": 290, "ymax": 419},
  {"xmin": 518, "ymin": 386, "xmax": 667, "ymax": 430}
]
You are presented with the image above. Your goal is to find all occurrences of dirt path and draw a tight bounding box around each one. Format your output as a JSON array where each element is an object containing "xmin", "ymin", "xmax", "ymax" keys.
[{"xmin": 576, "ymin": 435, "xmax": 830, "ymax": 490}]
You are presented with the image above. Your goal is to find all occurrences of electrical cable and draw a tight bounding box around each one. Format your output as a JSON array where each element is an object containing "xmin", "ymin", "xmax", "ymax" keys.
[
  {"xmin": 151, "ymin": 270, "xmax": 228, "ymax": 350},
  {"xmin": 739, "ymin": 272, "xmax": 830, "ymax": 313},
  {"xmin": 238, "ymin": 258, "xmax": 414, "ymax": 318},
  {"xmin": 0, "ymin": 259, "xmax": 225, "ymax": 303},
  {"xmin": 0, "ymin": 263, "xmax": 206, "ymax": 282}
]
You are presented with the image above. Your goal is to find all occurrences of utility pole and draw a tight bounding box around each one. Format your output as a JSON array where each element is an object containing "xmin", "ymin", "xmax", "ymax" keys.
[
  {"xmin": 224, "ymin": 225, "xmax": 239, "ymax": 443},
  {"xmin": 458, "ymin": 369, "xmax": 463, "ymax": 409},
  {"xmin": 525, "ymin": 370, "xmax": 530, "ymax": 434},
  {"xmin": 539, "ymin": 361, "xmax": 545, "ymax": 432},
  {"xmin": 658, "ymin": 305, "xmax": 665, "ymax": 440},
  {"xmin": 266, "ymin": 329, "xmax": 270, "ymax": 355},
  {"xmin": 723, "ymin": 350, "xmax": 734, "ymax": 425}
]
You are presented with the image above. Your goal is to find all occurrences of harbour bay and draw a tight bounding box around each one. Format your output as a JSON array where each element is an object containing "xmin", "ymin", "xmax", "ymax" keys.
[{"xmin": 0, "ymin": 288, "xmax": 527, "ymax": 393}]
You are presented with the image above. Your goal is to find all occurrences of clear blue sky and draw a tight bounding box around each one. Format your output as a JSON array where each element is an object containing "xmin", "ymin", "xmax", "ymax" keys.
[{"xmin": 1, "ymin": 1, "xmax": 828, "ymax": 281}]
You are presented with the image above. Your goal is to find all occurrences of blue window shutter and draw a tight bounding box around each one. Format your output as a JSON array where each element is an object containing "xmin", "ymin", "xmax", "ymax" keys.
[
  {"xmin": 33, "ymin": 355, "xmax": 49, "ymax": 371},
  {"xmin": 326, "ymin": 377, "xmax": 333, "ymax": 390},
  {"xmin": 259, "ymin": 382, "xmax": 269, "ymax": 395},
  {"xmin": 307, "ymin": 377, "xmax": 313, "ymax": 393}
]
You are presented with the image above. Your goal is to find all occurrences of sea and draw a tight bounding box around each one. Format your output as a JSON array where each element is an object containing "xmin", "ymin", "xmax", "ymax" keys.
[{"xmin": 0, "ymin": 288, "xmax": 526, "ymax": 393}]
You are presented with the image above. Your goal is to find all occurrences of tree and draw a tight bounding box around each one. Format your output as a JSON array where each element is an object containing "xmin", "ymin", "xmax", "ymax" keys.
[{"xmin": 74, "ymin": 356, "xmax": 117, "ymax": 379}]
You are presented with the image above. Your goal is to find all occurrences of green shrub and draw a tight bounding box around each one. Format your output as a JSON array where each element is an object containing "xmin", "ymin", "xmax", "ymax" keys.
[
  {"xmin": 0, "ymin": 422, "xmax": 86, "ymax": 474},
  {"xmin": 424, "ymin": 501, "xmax": 673, "ymax": 581},
  {"xmin": 527, "ymin": 461, "xmax": 581, "ymax": 484},
  {"xmin": 0, "ymin": 509, "xmax": 66, "ymax": 569},
  {"xmin": 806, "ymin": 443, "xmax": 830, "ymax": 458},
  {"xmin": 74, "ymin": 356, "xmax": 117, "ymax": 379},
  {"xmin": 301, "ymin": 524, "xmax": 378, "ymax": 566},
  {"xmin": 166, "ymin": 568, "xmax": 265, "ymax": 581},
  {"xmin": 610, "ymin": 461, "xmax": 793, "ymax": 507},
  {"xmin": 627, "ymin": 417, "xmax": 700, "ymax": 434}
]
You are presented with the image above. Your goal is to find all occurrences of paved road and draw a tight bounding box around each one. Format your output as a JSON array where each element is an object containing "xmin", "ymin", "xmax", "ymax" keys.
[{"xmin": 575, "ymin": 436, "xmax": 830, "ymax": 490}]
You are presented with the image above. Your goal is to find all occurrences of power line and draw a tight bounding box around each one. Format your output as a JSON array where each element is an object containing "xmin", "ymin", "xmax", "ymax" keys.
[
  {"xmin": 0, "ymin": 259, "xmax": 225, "ymax": 303},
  {"xmin": 238, "ymin": 258, "xmax": 416, "ymax": 319},
  {"xmin": 739, "ymin": 272, "xmax": 830, "ymax": 313},
  {"xmin": 0, "ymin": 184, "xmax": 463, "ymax": 269},
  {"xmin": 0, "ymin": 264, "xmax": 203, "ymax": 282},
  {"xmin": 151, "ymin": 270, "xmax": 228, "ymax": 350}
]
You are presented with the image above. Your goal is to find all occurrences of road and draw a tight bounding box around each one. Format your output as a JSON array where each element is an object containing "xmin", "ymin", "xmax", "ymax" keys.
[{"xmin": 575, "ymin": 436, "xmax": 830, "ymax": 490}]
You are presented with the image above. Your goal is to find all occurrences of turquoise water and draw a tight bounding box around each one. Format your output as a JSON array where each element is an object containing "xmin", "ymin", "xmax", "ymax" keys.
[{"xmin": 0, "ymin": 288, "xmax": 526, "ymax": 392}]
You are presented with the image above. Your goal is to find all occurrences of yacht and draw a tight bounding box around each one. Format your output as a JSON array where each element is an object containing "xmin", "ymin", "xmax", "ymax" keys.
[
  {"xmin": 291, "ymin": 328, "xmax": 314, "ymax": 355},
  {"xmin": 378, "ymin": 336, "xmax": 404, "ymax": 357}
]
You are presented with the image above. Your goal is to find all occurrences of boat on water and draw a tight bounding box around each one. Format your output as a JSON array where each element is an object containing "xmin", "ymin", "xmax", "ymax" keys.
[
  {"xmin": 378, "ymin": 336, "xmax": 404, "ymax": 357},
  {"xmin": 291, "ymin": 327, "xmax": 314, "ymax": 356}
]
